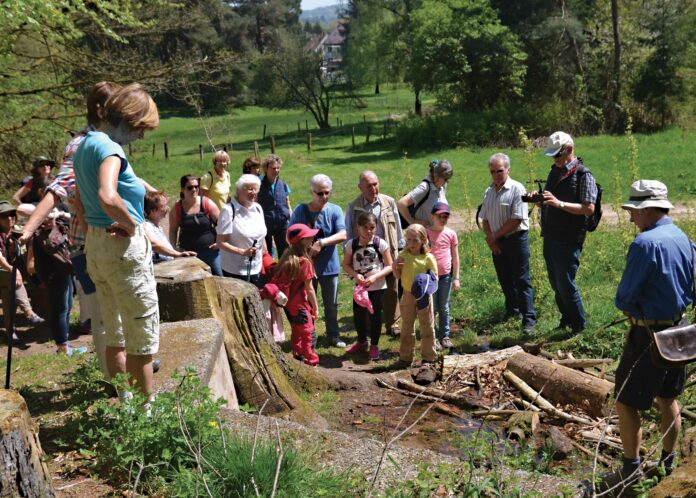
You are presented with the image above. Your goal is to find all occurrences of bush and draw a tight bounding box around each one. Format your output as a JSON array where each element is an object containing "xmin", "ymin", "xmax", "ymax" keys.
[{"xmin": 72, "ymin": 368, "xmax": 354, "ymax": 496}]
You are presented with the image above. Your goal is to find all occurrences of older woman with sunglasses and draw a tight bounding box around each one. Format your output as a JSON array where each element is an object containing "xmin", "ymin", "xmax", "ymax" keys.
[
  {"xmin": 289, "ymin": 174, "xmax": 347, "ymax": 347},
  {"xmin": 169, "ymin": 175, "xmax": 222, "ymax": 276},
  {"xmin": 398, "ymin": 159, "xmax": 453, "ymax": 228}
]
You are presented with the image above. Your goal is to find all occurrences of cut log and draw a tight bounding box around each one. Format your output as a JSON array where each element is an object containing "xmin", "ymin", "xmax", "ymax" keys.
[
  {"xmin": 154, "ymin": 257, "xmax": 214, "ymax": 322},
  {"xmin": 554, "ymin": 358, "xmax": 613, "ymax": 369},
  {"xmin": 503, "ymin": 370, "xmax": 593, "ymax": 425},
  {"xmin": 442, "ymin": 346, "xmax": 524, "ymax": 377},
  {"xmin": 507, "ymin": 352, "xmax": 614, "ymax": 418},
  {"xmin": 204, "ymin": 277, "xmax": 327, "ymax": 429},
  {"xmin": 0, "ymin": 390, "xmax": 55, "ymax": 497},
  {"xmin": 546, "ymin": 426, "xmax": 574, "ymax": 460},
  {"xmin": 504, "ymin": 411, "xmax": 539, "ymax": 441}
]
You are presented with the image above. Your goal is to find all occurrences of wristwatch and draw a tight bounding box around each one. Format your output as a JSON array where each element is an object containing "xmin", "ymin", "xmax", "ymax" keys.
[{"xmin": 559, "ymin": 201, "xmax": 565, "ymax": 209}]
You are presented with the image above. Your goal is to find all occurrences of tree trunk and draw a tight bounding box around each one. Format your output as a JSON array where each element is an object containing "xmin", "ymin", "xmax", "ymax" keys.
[
  {"xmin": 414, "ymin": 88, "xmax": 422, "ymax": 115},
  {"xmin": 204, "ymin": 277, "xmax": 328, "ymax": 429},
  {"xmin": 0, "ymin": 390, "xmax": 55, "ymax": 497},
  {"xmin": 442, "ymin": 346, "xmax": 523, "ymax": 377},
  {"xmin": 375, "ymin": 80, "xmax": 380, "ymax": 95},
  {"xmin": 506, "ymin": 352, "xmax": 613, "ymax": 418},
  {"xmin": 154, "ymin": 257, "xmax": 215, "ymax": 323}
]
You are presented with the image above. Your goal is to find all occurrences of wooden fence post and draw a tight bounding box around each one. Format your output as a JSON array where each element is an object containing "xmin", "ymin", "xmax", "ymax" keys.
[
  {"xmin": 305, "ymin": 120, "xmax": 309, "ymax": 132},
  {"xmin": 383, "ymin": 122, "xmax": 387, "ymax": 139},
  {"xmin": 366, "ymin": 126, "xmax": 371, "ymax": 144},
  {"xmin": 297, "ymin": 122, "xmax": 301, "ymax": 133},
  {"xmin": 307, "ymin": 133, "xmax": 312, "ymax": 152},
  {"xmin": 152, "ymin": 143, "xmax": 156, "ymax": 157},
  {"xmin": 351, "ymin": 127, "xmax": 356, "ymax": 148},
  {"xmin": 164, "ymin": 142, "xmax": 169, "ymax": 160},
  {"xmin": 270, "ymin": 135, "xmax": 276, "ymax": 154},
  {"xmin": 198, "ymin": 144, "xmax": 203, "ymax": 161},
  {"xmin": 254, "ymin": 141, "xmax": 260, "ymax": 159},
  {"xmin": 128, "ymin": 144, "xmax": 132, "ymax": 156},
  {"xmin": 262, "ymin": 124, "xmax": 266, "ymax": 140},
  {"xmin": 222, "ymin": 144, "xmax": 227, "ymax": 152}
]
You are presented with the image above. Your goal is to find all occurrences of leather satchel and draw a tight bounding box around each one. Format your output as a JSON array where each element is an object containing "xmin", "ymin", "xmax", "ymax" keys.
[
  {"xmin": 648, "ymin": 322, "xmax": 696, "ymax": 368},
  {"xmin": 646, "ymin": 243, "xmax": 696, "ymax": 369}
]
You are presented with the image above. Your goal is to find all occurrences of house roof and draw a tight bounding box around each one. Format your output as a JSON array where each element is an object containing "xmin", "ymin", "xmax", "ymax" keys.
[{"xmin": 325, "ymin": 27, "xmax": 345, "ymax": 45}]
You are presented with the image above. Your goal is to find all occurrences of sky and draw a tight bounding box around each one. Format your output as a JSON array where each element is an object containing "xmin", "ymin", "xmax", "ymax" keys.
[{"xmin": 301, "ymin": 0, "xmax": 339, "ymax": 10}]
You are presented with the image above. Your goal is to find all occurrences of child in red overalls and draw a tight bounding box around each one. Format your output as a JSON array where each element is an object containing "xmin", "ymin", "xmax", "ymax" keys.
[{"xmin": 272, "ymin": 224, "xmax": 320, "ymax": 365}]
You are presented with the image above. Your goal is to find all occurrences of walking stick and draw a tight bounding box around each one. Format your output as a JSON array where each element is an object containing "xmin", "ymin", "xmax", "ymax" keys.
[
  {"xmin": 5, "ymin": 236, "xmax": 20, "ymax": 389},
  {"xmin": 246, "ymin": 240, "xmax": 258, "ymax": 282}
]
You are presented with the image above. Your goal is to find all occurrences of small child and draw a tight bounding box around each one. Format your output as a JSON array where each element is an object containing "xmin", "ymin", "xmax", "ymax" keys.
[
  {"xmin": 393, "ymin": 224, "xmax": 438, "ymax": 367},
  {"xmin": 427, "ymin": 202, "xmax": 460, "ymax": 350},
  {"xmin": 343, "ymin": 212, "xmax": 393, "ymax": 360},
  {"xmin": 272, "ymin": 223, "xmax": 320, "ymax": 366}
]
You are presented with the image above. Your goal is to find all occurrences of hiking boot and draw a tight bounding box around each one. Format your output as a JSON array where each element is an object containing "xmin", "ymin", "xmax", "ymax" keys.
[
  {"xmin": 643, "ymin": 459, "xmax": 675, "ymax": 480},
  {"xmin": 304, "ymin": 351, "xmax": 320, "ymax": 366},
  {"xmin": 580, "ymin": 467, "xmax": 643, "ymax": 498},
  {"xmin": 441, "ymin": 337, "xmax": 454, "ymax": 349},
  {"xmin": 346, "ymin": 342, "xmax": 368, "ymax": 354},
  {"xmin": 433, "ymin": 339, "xmax": 442, "ymax": 351},
  {"xmin": 522, "ymin": 324, "xmax": 535, "ymax": 335},
  {"xmin": 389, "ymin": 326, "xmax": 401, "ymax": 337},
  {"xmin": 26, "ymin": 313, "xmax": 45, "ymax": 325},
  {"xmin": 368, "ymin": 345, "xmax": 380, "ymax": 360}
]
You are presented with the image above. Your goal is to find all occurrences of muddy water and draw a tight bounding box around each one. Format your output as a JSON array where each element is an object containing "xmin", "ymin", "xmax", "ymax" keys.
[{"xmin": 339, "ymin": 388, "xmax": 496, "ymax": 458}]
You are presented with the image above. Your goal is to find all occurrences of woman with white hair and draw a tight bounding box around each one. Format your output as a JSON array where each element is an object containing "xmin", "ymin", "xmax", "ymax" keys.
[
  {"xmin": 289, "ymin": 174, "xmax": 347, "ymax": 347},
  {"xmin": 216, "ymin": 174, "xmax": 267, "ymax": 286}
]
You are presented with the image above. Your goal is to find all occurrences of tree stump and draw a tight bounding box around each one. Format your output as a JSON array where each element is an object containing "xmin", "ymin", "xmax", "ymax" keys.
[
  {"xmin": 507, "ymin": 352, "xmax": 613, "ymax": 418},
  {"xmin": 154, "ymin": 257, "xmax": 213, "ymax": 322},
  {"xmin": 204, "ymin": 277, "xmax": 327, "ymax": 429},
  {"xmin": 0, "ymin": 390, "xmax": 55, "ymax": 497}
]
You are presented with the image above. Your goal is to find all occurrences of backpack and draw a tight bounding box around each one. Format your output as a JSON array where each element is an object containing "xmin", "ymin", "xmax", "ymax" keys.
[
  {"xmin": 33, "ymin": 219, "xmax": 73, "ymax": 280},
  {"xmin": 399, "ymin": 179, "xmax": 432, "ymax": 229},
  {"xmin": 576, "ymin": 163, "xmax": 602, "ymax": 232}
]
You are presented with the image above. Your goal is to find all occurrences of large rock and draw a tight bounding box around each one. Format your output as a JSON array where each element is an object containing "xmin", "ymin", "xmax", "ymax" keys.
[
  {"xmin": 650, "ymin": 427, "xmax": 696, "ymax": 497},
  {"xmin": 154, "ymin": 318, "xmax": 238, "ymax": 410}
]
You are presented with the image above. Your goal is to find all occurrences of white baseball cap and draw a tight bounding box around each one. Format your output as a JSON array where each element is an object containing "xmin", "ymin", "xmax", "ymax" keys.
[{"xmin": 543, "ymin": 131, "xmax": 574, "ymax": 157}]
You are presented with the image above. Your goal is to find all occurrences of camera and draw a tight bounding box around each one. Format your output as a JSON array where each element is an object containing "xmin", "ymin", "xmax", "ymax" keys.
[{"xmin": 521, "ymin": 192, "xmax": 544, "ymax": 203}]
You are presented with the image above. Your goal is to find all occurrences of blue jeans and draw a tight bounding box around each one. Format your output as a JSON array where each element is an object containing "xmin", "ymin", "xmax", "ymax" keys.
[
  {"xmin": 48, "ymin": 273, "xmax": 74, "ymax": 346},
  {"xmin": 313, "ymin": 274, "xmax": 339, "ymax": 342},
  {"xmin": 492, "ymin": 231, "xmax": 536, "ymax": 326},
  {"xmin": 543, "ymin": 238, "xmax": 585, "ymax": 332},
  {"xmin": 433, "ymin": 272, "xmax": 453, "ymax": 339},
  {"xmin": 197, "ymin": 247, "xmax": 222, "ymax": 276}
]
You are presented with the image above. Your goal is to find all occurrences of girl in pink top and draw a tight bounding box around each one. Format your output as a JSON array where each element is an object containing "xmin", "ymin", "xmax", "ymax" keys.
[{"xmin": 427, "ymin": 202, "xmax": 460, "ymax": 349}]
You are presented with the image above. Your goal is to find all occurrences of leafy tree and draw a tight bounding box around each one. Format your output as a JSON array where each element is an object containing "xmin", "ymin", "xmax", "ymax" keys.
[
  {"xmin": 410, "ymin": 0, "xmax": 526, "ymax": 111},
  {"xmin": 233, "ymin": 0, "xmax": 302, "ymax": 53},
  {"xmin": 252, "ymin": 32, "xmax": 336, "ymax": 129}
]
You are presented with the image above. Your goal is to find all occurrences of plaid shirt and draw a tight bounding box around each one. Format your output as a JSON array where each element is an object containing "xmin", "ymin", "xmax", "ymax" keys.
[{"xmin": 46, "ymin": 125, "xmax": 93, "ymax": 247}]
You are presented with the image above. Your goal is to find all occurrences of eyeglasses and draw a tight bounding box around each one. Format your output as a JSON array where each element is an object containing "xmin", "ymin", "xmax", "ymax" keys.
[
  {"xmin": 186, "ymin": 185, "xmax": 200, "ymax": 191},
  {"xmin": 490, "ymin": 169, "xmax": 505, "ymax": 174},
  {"xmin": 314, "ymin": 191, "xmax": 331, "ymax": 197}
]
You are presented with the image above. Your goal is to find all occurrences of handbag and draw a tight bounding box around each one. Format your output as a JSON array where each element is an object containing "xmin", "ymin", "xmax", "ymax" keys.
[{"xmin": 644, "ymin": 244, "xmax": 696, "ymax": 369}]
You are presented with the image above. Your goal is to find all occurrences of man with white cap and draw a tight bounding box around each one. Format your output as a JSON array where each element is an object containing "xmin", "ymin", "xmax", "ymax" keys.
[
  {"xmin": 585, "ymin": 180, "xmax": 694, "ymax": 495},
  {"xmin": 533, "ymin": 131, "xmax": 597, "ymax": 334}
]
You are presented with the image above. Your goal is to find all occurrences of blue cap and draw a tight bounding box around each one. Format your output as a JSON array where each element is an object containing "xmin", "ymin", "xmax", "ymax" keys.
[
  {"xmin": 431, "ymin": 201, "xmax": 450, "ymax": 215},
  {"xmin": 411, "ymin": 270, "xmax": 439, "ymax": 309}
]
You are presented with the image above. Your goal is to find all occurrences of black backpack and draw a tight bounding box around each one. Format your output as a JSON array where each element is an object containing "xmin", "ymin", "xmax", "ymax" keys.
[
  {"xmin": 399, "ymin": 179, "xmax": 432, "ymax": 229},
  {"xmin": 576, "ymin": 163, "xmax": 602, "ymax": 232}
]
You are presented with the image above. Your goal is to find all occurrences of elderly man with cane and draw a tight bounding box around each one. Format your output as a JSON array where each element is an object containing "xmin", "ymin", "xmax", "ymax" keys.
[{"xmin": 584, "ymin": 180, "xmax": 695, "ymax": 496}]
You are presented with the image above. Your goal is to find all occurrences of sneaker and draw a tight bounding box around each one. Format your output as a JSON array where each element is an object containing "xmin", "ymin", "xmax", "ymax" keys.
[
  {"xmin": 389, "ymin": 326, "xmax": 401, "ymax": 337},
  {"xmin": 331, "ymin": 339, "xmax": 347, "ymax": 348},
  {"xmin": 369, "ymin": 345, "xmax": 380, "ymax": 360},
  {"xmin": 441, "ymin": 337, "xmax": 454, "ymax": 349},
  {"xmin": 152, "ymin": 359, "xmax": 161, "ymax": 373},
  {"xmin": 26, "ymin": 313, "xmax": 45, "ymax": 324},
  {"xmin": 433, "ymin": 339, "xmax": 442, "ymax": 351},
  {"xmin": 522, "ymin": 325, "xmax": 535, "ymax": 335},
  {"xmin": 346, "ymin": 342, "xmax": 368, "ymax": 354}
]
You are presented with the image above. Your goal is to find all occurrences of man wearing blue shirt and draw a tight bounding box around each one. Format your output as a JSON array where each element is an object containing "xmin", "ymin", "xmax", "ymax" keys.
[{"xmin": 588, "ymin": 180, "xmax": 694, "ymax": 495}]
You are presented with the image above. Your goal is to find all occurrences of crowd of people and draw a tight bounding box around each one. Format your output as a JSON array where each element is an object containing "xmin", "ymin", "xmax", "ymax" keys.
[{"xmin": 1, "ymin": 82, "xmax": 694, "ymax": 492}]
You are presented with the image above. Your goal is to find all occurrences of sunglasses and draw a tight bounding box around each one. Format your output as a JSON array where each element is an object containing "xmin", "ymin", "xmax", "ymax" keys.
[
  {"xmin": 553, "ymin": 147, "xmax": 566, "ymax": 159},
  {"xmin": 314, "ymin": 191, "xmax": 330, "ymax": 197},
  {"xmin": 436, "ymin": 213, "xmax": 450, "ymax": 218},
  {"xmin": 186, "ymin": 185, "xmax": 200, "ymax": 191}
]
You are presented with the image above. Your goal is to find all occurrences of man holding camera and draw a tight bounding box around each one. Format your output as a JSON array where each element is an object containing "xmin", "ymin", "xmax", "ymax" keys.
[
  {"xmin": 480, "ymin": 153, "xmax": 536, "ymax": 334},
  {"xmin": 534, "ymin": 131, "xmax": 597, "ymax": 334}
]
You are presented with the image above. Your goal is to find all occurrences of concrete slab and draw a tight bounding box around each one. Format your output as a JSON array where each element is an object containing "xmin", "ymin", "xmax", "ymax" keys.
[{"xmin": 154, "ymin": 318, "xmax": 238, "ymax": 410}]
